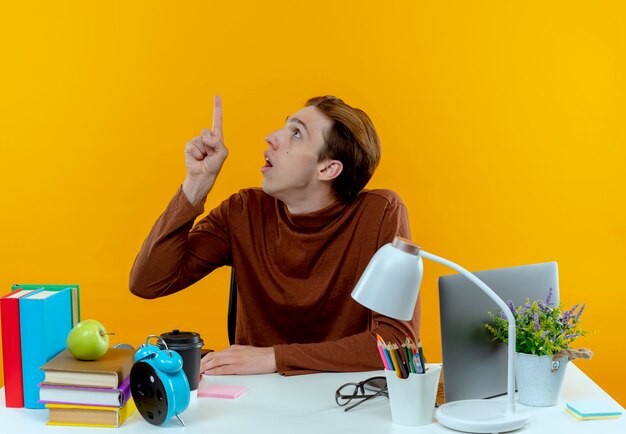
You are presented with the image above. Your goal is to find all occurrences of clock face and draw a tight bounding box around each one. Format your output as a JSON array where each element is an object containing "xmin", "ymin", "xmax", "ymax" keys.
[{"xmin": 130, "ymin": 361, "xmax": 169, "ymax": 426}]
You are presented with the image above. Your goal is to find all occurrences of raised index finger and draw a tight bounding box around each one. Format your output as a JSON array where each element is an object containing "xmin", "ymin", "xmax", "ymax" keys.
[{"xmin": 212, "ymin": 95, "xmax": 223, "ymax": 134}]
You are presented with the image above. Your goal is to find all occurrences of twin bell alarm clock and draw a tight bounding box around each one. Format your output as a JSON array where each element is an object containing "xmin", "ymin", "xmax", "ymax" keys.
[{"xmin": 129, "ymin": 333, "xmax": 202, "ymax": 426}]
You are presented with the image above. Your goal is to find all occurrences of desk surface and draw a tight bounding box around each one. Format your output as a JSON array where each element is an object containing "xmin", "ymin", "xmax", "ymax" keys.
[{"xmin": 1, "ymin": 363, "xmax": 624, "ymax": 433}]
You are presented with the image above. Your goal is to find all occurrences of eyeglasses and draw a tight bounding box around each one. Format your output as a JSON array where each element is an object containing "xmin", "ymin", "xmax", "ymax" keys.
[{"xmin": 335, "ymin": 376, "xmax": 388, "ymax": 411}]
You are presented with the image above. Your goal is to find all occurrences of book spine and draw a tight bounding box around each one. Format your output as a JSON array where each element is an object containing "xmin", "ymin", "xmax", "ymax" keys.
[
  {"xmin": 20, "ymin": 289, "xmax": 73, "ymax": 409},
  {"xmin": 118, "ymin": 376, "xmax": 132, "ymax": 407},
  {"xmin": 118, "ymin": 398, "xmax": 136, "ymax": 426},
  {"xmin": 1, "ymin": 292, "xmax": 25, "ymax": 407}
]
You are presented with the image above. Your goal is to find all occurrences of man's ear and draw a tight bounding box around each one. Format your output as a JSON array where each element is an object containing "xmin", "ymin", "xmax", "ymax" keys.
[{"xmin": 318, "ymin": 160, "xmax": 343, "ymax": 181}]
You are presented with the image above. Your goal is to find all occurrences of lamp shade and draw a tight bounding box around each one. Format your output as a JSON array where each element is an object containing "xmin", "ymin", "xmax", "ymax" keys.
[{"xmin": 351, "ymin": 241, "xmax": 423, "ymax": 320}]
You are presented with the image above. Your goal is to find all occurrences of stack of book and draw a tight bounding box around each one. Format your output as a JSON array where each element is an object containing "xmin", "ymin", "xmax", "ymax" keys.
[
  {"xmin": 0, "ymin": 284, "xmax": 79, "ymax": 409},
  {"xmin": 39, "ymin": 348, "xmax": 136, "ymax": 428}
]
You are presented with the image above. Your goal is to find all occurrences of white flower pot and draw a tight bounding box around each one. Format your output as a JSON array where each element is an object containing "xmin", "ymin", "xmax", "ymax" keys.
[{"xmin": 515, "ymin": 352, "xmax": 568, "ymax": 406}]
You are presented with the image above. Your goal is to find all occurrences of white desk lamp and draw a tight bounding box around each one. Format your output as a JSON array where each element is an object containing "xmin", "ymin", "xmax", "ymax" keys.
[{"xmin": 351, "ymin": 237, "xmax": 528, "ymax": 433}]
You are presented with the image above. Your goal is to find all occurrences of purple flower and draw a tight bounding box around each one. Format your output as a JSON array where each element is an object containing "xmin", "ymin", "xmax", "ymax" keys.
[
  {"xmin": 541, "ymin": 330, "xmax": 550, "ymax": 339},
  {"xmin": 507, "ymin": 300, "xmax": 516, "ymax": 315},
  {"xmin": 499, "ymin": 310, "xmax": 506, "ymax": 320},
  {"xmin": 533, "ymin": 312, "xmax": 540, "ymax": 331},
  {"xmin": 545, "ymin": 287, "xmax": 554, "ymax": 307},
  {"xmin": 568, "ymin": 304, "xmax": 579, "ymax": 318},
  {"xmin": 574, "ymin": 304, "xmax": 586, "ymax": 321},
  {"xmin": 562, "ymin": 310, "xmax": 571, "ymax": 324},
  {"xmin": 564, "ymin": 333, "xmax": 579, "ymax": 340}
]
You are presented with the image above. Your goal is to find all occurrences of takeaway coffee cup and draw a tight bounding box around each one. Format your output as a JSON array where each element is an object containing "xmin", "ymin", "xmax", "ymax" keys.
[{"xmin": 158, "ymin": 330, "xmax": 204, "ymax": 391}]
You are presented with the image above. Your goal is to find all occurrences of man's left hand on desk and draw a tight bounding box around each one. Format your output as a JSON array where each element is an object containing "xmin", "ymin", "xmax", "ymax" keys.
[{"xmin": 200, "ymin": 345, "xmax": 277, "ymax": 375}]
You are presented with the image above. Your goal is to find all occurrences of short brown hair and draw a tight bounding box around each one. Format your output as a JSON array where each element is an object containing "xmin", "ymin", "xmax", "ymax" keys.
[{"xmin": 306, "ymin": 96, "xmax": 381, "ymax": 203}]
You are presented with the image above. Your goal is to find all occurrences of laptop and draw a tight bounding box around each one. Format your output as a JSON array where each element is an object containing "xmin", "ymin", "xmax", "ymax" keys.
[{"xmin": 438, "ymin": 262, "xmax": 559, "ymax": 403}]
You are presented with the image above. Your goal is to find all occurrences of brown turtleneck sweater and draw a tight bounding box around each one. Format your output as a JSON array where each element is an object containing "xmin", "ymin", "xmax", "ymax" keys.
[{"xmin": 129, "ymin": 187, "xmax": 420, "ymax": 375}]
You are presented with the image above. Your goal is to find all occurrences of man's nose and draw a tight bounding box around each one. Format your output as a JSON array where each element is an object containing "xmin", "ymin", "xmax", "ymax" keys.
[{"xmin": 265, "ymin": 132, "xmax": 279, "ymax": 150}]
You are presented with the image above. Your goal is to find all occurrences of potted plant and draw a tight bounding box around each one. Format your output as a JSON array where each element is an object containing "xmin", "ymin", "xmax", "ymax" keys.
[{"xmin": 485, "ymin": 287, "xmax": 592, "ymax": 406}]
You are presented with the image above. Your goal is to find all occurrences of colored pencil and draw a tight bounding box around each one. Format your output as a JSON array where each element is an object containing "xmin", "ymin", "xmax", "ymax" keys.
[
  {"xmin": 388, "ymin": 345, "xmax": 403, "ymax": 378},
  {"xmin": 376, "ymin": 342, "xmax": 391, "ymax": 370},
  {"xmin": 392, "ymin": 344, "xmax": 409, "ymax": 378},
  {"xmin": 417, "ymin": 339, "xmax": 426, "ymax": 374},
  {"xmin": 413, "ymin": 353, "xmax": 424, "ymax": 374},
  {"xmin": 402, "ymin": 344, "xmax": 415, "ymax": 374},
  {"xmin": 376, "ymin": 335, "xmax": 394, "ymax": 371}
]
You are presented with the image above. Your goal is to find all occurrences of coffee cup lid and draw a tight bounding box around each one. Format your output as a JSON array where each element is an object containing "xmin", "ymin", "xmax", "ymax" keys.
[{"xmin": 159, "ymin": 329, "xmax": 204, "ymax": 349}]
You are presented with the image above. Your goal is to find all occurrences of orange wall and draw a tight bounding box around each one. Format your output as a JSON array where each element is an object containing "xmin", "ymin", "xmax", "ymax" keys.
[{"xmin": 1, "ymin": 2, "xmax": 625, "ymax": 405}]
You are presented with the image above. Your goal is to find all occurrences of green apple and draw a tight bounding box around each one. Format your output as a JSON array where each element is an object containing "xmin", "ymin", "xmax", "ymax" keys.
[{"xmin": 66, "ymin": 319, "xmax": 112, "ymax": 360}]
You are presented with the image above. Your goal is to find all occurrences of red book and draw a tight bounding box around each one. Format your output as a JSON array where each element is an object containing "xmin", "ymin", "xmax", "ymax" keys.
[{"xmin": 1, "ymin": 289, "xmax": 37, "ymax": 407}]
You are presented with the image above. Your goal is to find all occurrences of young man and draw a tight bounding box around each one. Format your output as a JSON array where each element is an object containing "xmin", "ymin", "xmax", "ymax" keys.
[{"xmin": 130, "ymin": 95, "xmax": 420, "ymax": 375}]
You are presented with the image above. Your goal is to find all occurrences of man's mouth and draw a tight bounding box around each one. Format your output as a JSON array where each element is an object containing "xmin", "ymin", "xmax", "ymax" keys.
[{"xmin": 261, "ymin": 153, "xmax": 273, "ymax": 172}]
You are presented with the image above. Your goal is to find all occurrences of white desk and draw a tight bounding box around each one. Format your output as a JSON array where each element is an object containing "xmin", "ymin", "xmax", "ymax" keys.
[{"xmin": 1, "ymin": 363, "xmax": 624, "ymax": 433}]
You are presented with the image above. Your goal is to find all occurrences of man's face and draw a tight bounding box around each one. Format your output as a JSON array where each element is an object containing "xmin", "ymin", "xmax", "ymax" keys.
[{"xmin": 261, "ymin": 105, "xmax": 334, "ymax": 203}]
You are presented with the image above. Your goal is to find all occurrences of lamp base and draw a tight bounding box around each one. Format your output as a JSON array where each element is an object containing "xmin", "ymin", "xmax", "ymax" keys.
[{"xmin": 435, "ymin": 399, "xmax": 528, "ymax": 433}]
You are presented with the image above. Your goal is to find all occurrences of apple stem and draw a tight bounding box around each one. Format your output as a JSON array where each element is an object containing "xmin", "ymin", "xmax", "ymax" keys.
[{"xmin": 100, "ymin": 332, "xmax": 116, "ymax": 336}]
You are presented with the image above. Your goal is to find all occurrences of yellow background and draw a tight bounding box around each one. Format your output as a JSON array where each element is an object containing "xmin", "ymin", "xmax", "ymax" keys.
[{"xmin": 1, "ymin": 1, "xmax": 624, "ymax": 405}]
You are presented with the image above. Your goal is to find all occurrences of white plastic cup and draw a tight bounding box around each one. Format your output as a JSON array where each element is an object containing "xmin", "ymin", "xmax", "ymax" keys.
[{"xmin": 385, "ymin": 364, "xmax": 442, "ymax": 426}]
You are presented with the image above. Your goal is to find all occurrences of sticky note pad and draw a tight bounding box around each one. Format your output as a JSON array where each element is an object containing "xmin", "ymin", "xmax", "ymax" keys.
[
  {"xmin": 198, "ymin": 384, "xmax": 248, "ymax": 399},
  {"xmin": 566, "ymin": 400, "xmax": 623, "ymax": 419}
]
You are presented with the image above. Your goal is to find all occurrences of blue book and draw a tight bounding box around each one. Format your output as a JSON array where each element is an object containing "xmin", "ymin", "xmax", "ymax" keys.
[
  {"xmin": 19, "ymin": 288, "xmax": 73, "ymax": 409},
  {"xmin": 12, "ymin": 284, "xmax": 81, "ymax": 326}
]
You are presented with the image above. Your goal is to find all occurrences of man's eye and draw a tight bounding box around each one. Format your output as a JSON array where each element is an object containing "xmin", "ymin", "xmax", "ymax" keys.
[{"xmin": 293, "ymin": 129, "xmax": 302, "ymax": 139}]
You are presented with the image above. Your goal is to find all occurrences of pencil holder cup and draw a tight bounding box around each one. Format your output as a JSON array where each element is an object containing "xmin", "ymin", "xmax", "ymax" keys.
[{"xmin": 385, "ymin": 364, "xmax": 441, "ymax": 426}]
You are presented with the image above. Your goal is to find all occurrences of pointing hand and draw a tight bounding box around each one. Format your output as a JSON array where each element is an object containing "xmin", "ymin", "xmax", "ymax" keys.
[{"xmin": 184, "ymin": 95, "xmax": 228, "ymax": 180}]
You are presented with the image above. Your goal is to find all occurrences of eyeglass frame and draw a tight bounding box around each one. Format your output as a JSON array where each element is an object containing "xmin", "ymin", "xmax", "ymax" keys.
[{"xmin": 334, "ymin": 376, "xmax": 388, "ymax": 412}]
